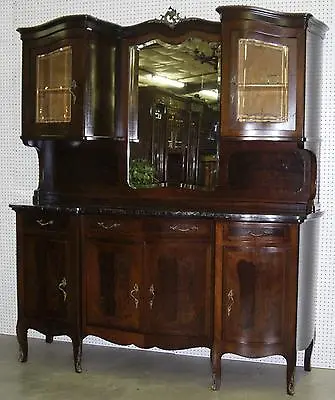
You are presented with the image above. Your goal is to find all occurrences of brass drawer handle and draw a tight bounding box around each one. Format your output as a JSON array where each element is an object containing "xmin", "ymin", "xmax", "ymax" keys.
[
  {"xmin": 58, "ymin": 277, "xmax": 67, "ymax": 302},
  {"xmin": 97, "ymin": 221, "xmax": 121, "ymax": 230},
  {"xmin": 36, "ymin": 219, "xmax": 54, "ymax": 227},
  {"xmin": 248, "ymin": 231, "xmax": 268, "ymax": 238},
  {"xmin": 130, "ymin": 283, "xmax": 139, "ymax": 309},
  {"xmin": 169, "ymin": 224, "xmax": 199, "ymax": 233},
  {"xmin": 227, "ymin": 289, "xmax": 234, "ymax": 317},
  {"xmin": 149, "ymin": 284, "xmax": 155, "ymax": 310}
]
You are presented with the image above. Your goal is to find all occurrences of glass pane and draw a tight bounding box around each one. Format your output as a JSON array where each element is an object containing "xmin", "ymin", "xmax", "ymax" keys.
[
  {"xmin": 237, "ymin": 39, "xmax": 288, "ymax": 122},
  {"xmin": 36, "ymin": 46, "xmax": 72, "ymax": 123},
  {"xmin": 128, "ymin": 38, "xmax": 220, "ymax": 190}
]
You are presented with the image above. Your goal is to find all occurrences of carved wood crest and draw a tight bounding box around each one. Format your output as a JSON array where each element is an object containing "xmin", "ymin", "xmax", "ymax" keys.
[{"xmin": 159, "ymin": 7, "xmax": 185, "ymax": 27}]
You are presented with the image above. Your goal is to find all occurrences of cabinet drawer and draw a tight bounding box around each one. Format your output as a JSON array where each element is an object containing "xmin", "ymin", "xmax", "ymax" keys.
[
  {"xmin": 20, "ymin": 212, "xmax": 70, "ymax": 233},
  {"xmin": 146, "ymin": 219, "xmax": 212, "ymax": 238},
  {"xmin": 223, "ymin": 222, "xmax": 289, "ymax": 243},
  {"xmin": 84, "ymin": 216, "xmax": 142, "ymax": 237}
]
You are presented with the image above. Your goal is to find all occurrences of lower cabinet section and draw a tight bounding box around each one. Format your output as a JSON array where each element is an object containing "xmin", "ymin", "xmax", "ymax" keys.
[
  {"xmin": 15, "ymin": 209, "xmax": 82, "ymax": 371},
  {"xmin": 83, "ymin": 217, "xmax": 213, "ymax": 348},
  {"xmin": 12, "ymin": 207, "xmax": 317, "ymax": 395},
  {"xmin": 212, "ymin": 222, "xmax": 300, "ymax": 394},
  {"xmin": 21, "ymin": 234, "xmax": 70, "ymax": 323},
  {"xmin": 223, "ymin": 246, "xmax": 291, "ymax": 345}
]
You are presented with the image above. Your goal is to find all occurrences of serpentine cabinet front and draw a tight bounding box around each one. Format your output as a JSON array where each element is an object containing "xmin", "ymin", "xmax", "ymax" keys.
[
  {"xmin": 212, "ymin": 221, "xmax": 300, "ymax": 395},
  {"xmin": 82, "ymin": 216, "xmax": 213, "ymax": 348},
  {"xmin": 12, "ymin": 205, "xmax": 314, "ymax": 395}
]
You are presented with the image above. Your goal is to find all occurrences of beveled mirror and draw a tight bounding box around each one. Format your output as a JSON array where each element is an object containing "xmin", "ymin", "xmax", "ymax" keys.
[{"xmin": 126, "ymin": 15, "xmax": 220, "ymax": 190}]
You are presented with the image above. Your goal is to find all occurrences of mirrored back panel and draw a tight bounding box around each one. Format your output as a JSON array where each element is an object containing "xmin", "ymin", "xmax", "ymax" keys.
[{"xmin": 128, "ymin": 36, "xmax": 220, "ymax": 190}]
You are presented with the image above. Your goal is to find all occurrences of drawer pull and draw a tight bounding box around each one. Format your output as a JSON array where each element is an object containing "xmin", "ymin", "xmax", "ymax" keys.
[
  {"xmin": 227, "ymin": 289, "xmax": 234, "ymax": 317},
  {"xmin": 97, "ymin": 221, "xmax": 121, "ymax": 230},
  {"xmin": 58, "ymin": 277, "xmax": 67, "ymax": 302},
  {"xmin": 130, "ymin": 283, "xmax": 139, "ymax": 309},
  {"xmin": 248, "ymin": 231, "xmax": 268, "ymax": 238},
  {"xmin": 36, "ymin": 219, "xmax": 54, "ymax": 227},
  {"xmin": 149, "ymin": 284, "xmax": 155, "ymax": 310},
  {"xmin": 169, "ymin": 224, "xmax": 199, "ymax": 233}
]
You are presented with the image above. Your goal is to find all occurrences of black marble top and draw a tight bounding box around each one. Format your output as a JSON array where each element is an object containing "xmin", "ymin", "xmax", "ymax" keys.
[{"xmin": 9, "ymin": 204, "xmax": 323, "ymax": 223}]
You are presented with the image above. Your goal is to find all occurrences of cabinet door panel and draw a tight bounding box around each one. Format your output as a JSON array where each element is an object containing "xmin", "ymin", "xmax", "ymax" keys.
[
  {"xmin": 21, "ymin": 235, "xmax": 70, "ymax": 321},
  {"xmin": 223, "ymin": 245, "xmax": 291, "ymax": 345},
  {"xmin": 84, "ymin": 240, "xmax": 142, "ymax": 331},
  {"xmin": 146, "ymin": 241, "xmax": 212, "ymax": 337},
  {"xmin": 26, "ymin": 40, "xmax": 84, "ymax": 139},
  {"xmin": 36, "ymin": 45, "xmax": 73, "ymax": 124},
  {"xmin": 221, "ymin": 25, "xmax": 299, "ymax": 138}
]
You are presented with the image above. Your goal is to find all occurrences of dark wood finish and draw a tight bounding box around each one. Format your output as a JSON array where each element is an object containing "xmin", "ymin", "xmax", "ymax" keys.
[
  {"xmin": 217, "ymin": 141, "xmax": 316, "ymax": 211},
  {"xmin": 83, "ymin": 216, "xmax": 143, "ymax": 332},
  {"xmin": 304, "ymin": 338, "xmax": 314, "ymax": 372},
  {"xmin": 45, "ymin": 334, "xmax": 53, "ymax": 343},
  {"xmin": 82, "ymin": 216, "xmax": 213, "ymax": 348},
  {"xmin": 15, "ymin": 208, "xmax": 82, "ymax": 371},
  {"xmin": 11, "ymin": 6, "xmax": 328, "ymax": 396},
  {"xmin": 31, "ymin": 139, "xmax": 127, "ymax": 205},
  {"xmin": 84, "ymin": 240, "xmax": 143, "ymax": 330},
  {"xmin": 15, "ymin": 7, "xmax": 327, "ymax": 212},
  {"xmin": 18, "ymin": 15, "xmax": 120, "ymax": 140},
  {"xmin": 212, "ymin": 221, "xmax": 299, "ymax": 394},
  {"xmin": 144, "ymin": 219, "xmax": 213, "ymax": 339}
]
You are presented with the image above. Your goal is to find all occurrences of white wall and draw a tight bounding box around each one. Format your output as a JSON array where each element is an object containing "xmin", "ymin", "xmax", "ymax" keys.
[{"xmin": 0, "ymin": 0, "xmax": 334, "ymax": 369}]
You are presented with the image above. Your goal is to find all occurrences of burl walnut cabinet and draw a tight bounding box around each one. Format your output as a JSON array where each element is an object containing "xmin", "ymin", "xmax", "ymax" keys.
[{"xmin": 11, "ymin": 6, "xmax": 328, "ymax": 395}]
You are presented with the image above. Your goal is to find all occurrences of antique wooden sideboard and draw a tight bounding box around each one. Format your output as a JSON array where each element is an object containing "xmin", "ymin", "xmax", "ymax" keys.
[{"xmin": 11, "ymin": 6, "xmax": 328, "ymax": 395}]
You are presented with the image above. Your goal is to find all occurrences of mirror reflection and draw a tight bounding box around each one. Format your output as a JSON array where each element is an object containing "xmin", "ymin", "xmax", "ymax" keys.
[{"xmin": 128, "ymin": 37, "xmax": 220, "ymax": 190}]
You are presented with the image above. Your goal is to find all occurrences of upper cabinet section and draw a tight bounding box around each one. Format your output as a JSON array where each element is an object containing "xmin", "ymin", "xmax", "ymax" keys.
[
  {"xmin": 18, "ymin": 15, "xmax": 120, "ymax": 141},
  {"xmin": 18, "ymin": 7, "xmax": 328, "ymax": 145},
  {"xmin": 216, "ymin": 6, "xmax": 328, "ymax": 140},
  {"xmin": 17, "ymin": 7, "xmax": 328, "ymax": 210}
]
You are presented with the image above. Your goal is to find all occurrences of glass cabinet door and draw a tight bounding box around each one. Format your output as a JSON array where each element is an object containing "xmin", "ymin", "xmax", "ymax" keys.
[
  {"xmin": 36, "ymin": 46, "xmax": 73, "ymax": 124},
  {"xmin": 237, "ymin": 39, "xmax": 288, "ymax": 123},
  {"xmin": 225, "ymin": 32, "xmax": 297, "ymax": 138}
]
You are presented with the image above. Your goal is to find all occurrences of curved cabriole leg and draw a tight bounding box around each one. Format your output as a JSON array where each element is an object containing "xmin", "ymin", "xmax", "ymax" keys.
[
  {"xmin": 304, "ymin": 339, "xmax": 314, "ymax": 372},
  {"xmin": 72, "ymin": 336, "xmax": 83, "ymax": 373},
  {"xmin": 286, "ymin": 352, "xmax": 296, "ymax": 396},
  {"xmin": 45, "ymin": 334, "xmax": 54, "ymax": 344},
  {"xmin": 210, "ymin": 348, "xmax": 222, "ymax": 391},
  {"xmin": 16, "ymin": 321, "xmax": 28, "ymax": 363}
]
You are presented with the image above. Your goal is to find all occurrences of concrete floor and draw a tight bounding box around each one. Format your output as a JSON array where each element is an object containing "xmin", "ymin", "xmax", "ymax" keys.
[{"xmin": 0, "ymin": 334, "xmax": 334, "ymax": 400}]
